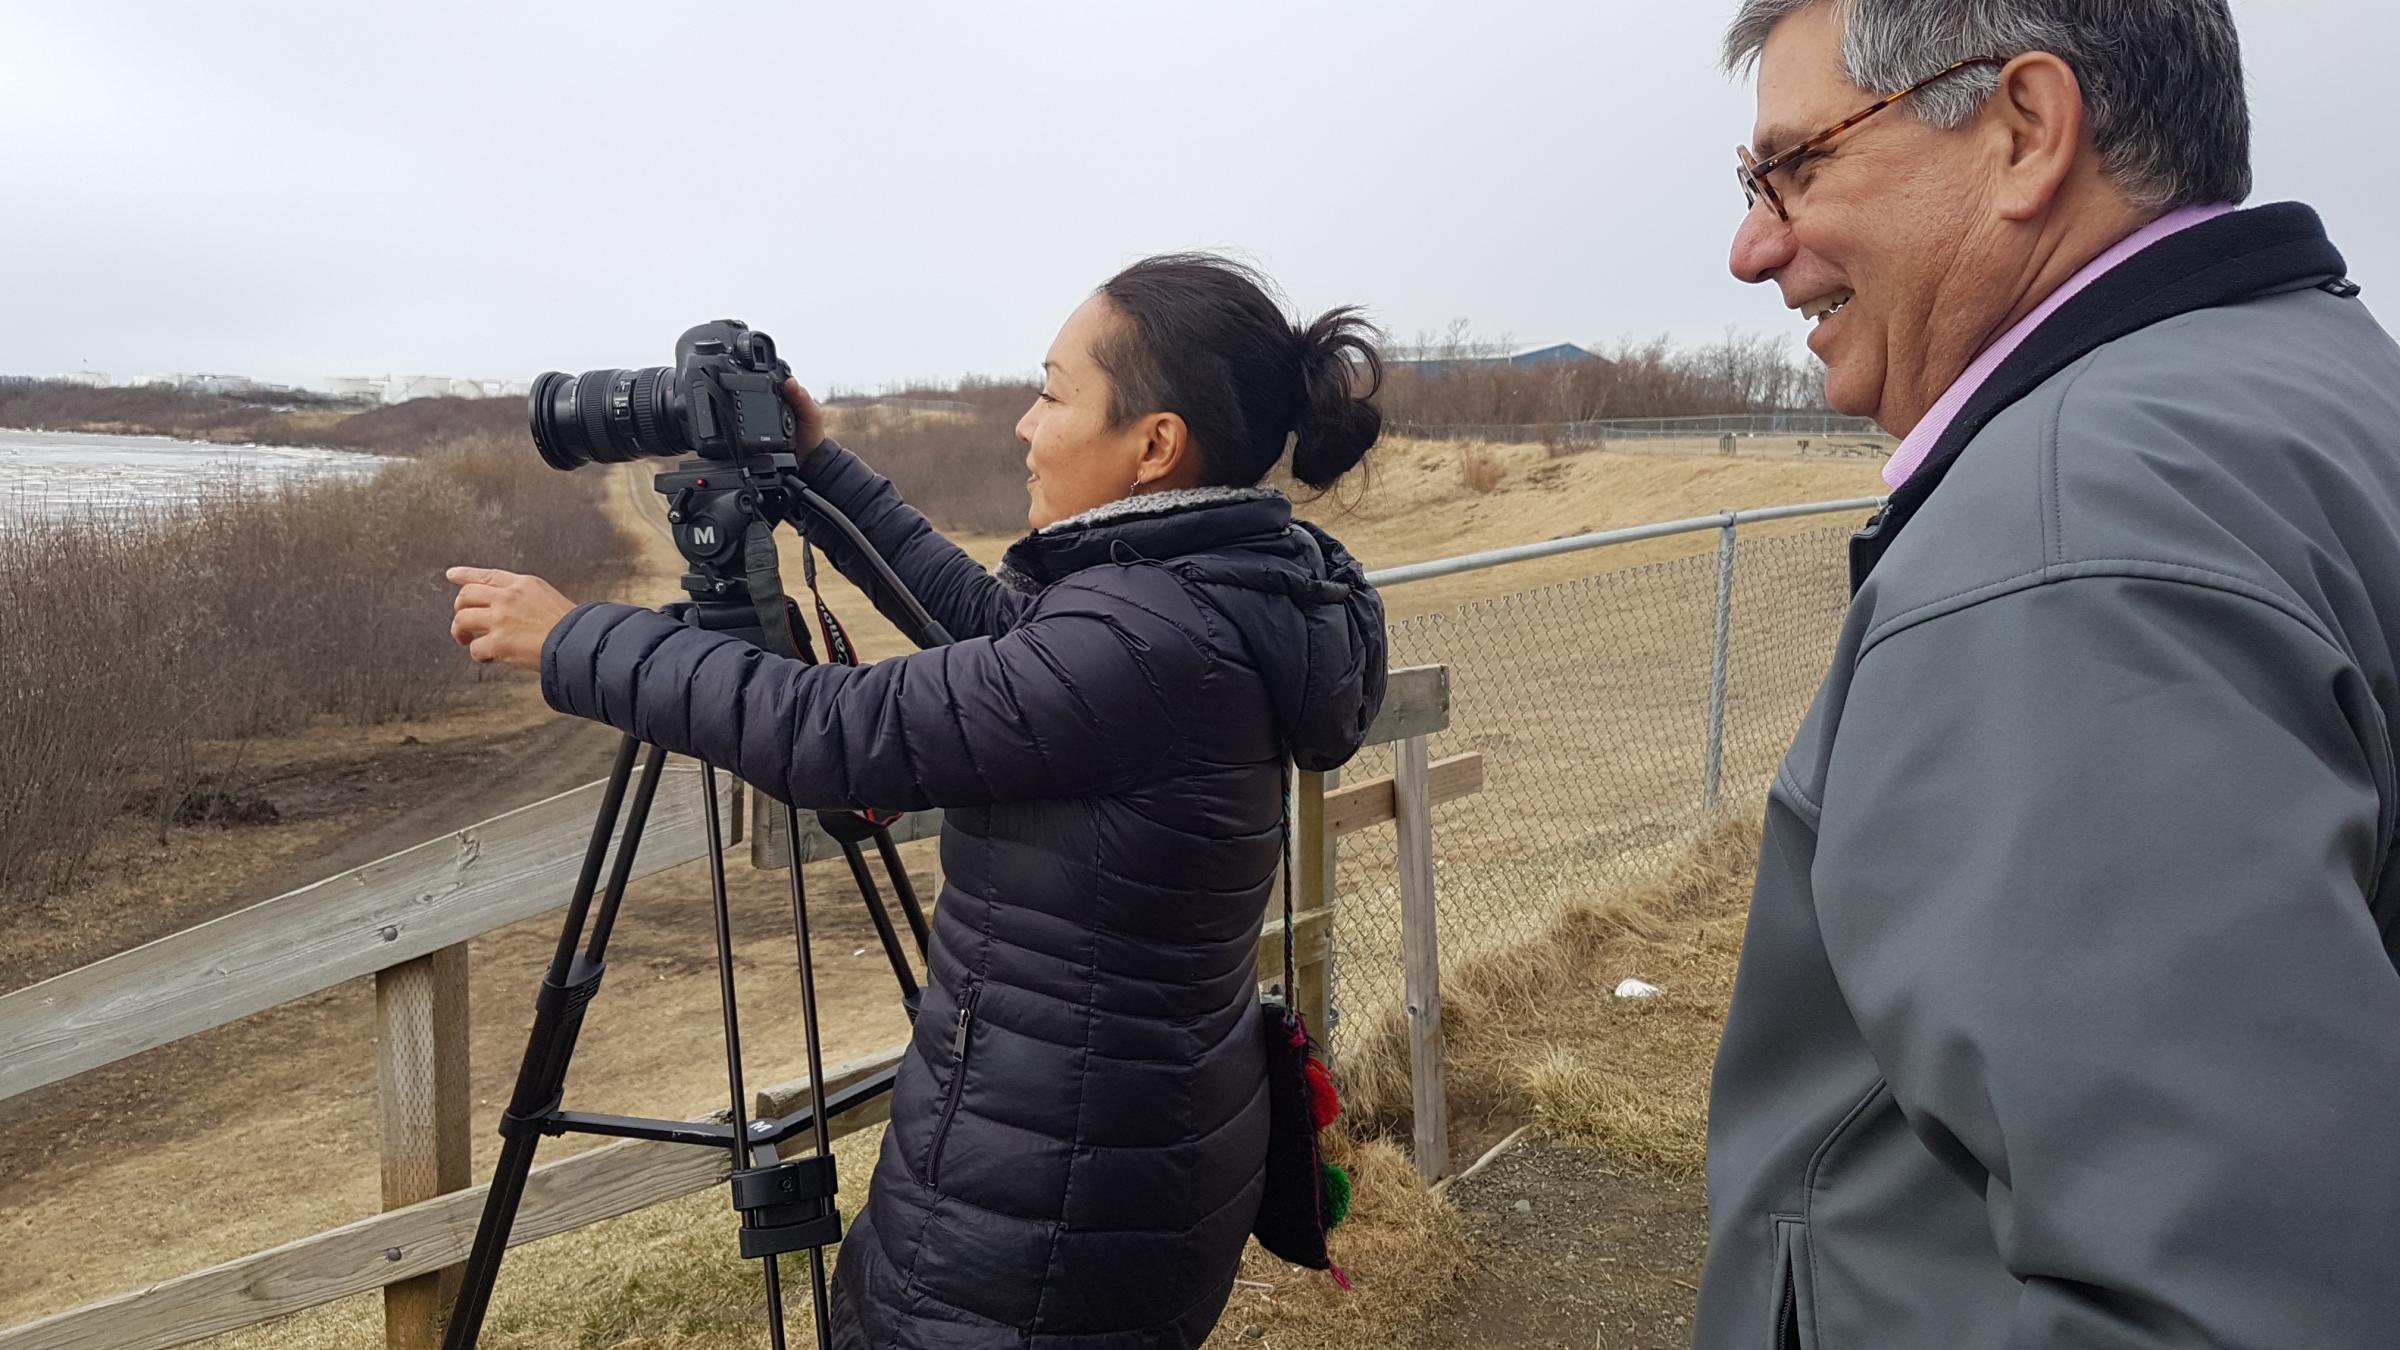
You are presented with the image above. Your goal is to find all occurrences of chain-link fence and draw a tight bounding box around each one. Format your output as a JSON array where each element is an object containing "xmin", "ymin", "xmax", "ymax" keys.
[
  {"xmin": 1392, "ymin": 411, "xmax": 1890, "ymax": 446},
  {"xmin": 1327, "ymin": 516, "xmax": 1860, "ymax": 1050}
]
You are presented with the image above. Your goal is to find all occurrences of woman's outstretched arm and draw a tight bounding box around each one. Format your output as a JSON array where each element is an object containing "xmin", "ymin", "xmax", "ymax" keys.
[{"xmin": 535, "ymin": 570, "xmax": 1205, "ymax": 812}]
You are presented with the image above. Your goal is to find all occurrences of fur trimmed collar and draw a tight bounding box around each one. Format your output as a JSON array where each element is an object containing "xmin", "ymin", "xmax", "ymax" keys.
[
  {"xmin": 995, "ymin": 485, "xmax": 1289, "ymax": 594},
  {"xmin": 1033, "ymin": 484, "xmax": 1284, "ymax": 535}
]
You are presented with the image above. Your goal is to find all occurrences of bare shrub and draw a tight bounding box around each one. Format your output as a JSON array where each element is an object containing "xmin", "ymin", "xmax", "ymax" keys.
[
  {"xmin": 1378, "ymin": 325, "xmax": 1829, "ymax": 430},
  {"xmin": 0, "ymin": 516, "xmax": 165, "ymax": 894},
  {"xmin": 0, "ymin": 434, "xmax": 633, "ymax": 904},
  {"xmin": 825, "ymin": 382, "xmax": 1037, "ymax": 536},
  {"xmin": 321, "ymin": 398, "xmax": 523, "ymax": 453},
  {"xmin": 0, "ymin": 378, "xmax": 301, "ymax": 444},
  {"xmin": 1457, "ymin": 444, "xmax": 1506, "ymax": 495},
  {"xmin": 0, "ymin": 379, "xmax": 521, "ymax": 453}
]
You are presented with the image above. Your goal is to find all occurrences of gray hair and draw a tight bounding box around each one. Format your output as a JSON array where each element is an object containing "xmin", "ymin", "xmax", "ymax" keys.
[{"xmin": 1722, "ymin": 0, "xmax": 2252, "ymax": 210}]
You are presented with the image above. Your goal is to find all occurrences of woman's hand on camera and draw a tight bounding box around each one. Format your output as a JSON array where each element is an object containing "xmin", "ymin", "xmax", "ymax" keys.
[
  {"xmin": 780, "ymin": 378, "xmax": 827, "ymax": 452},
  {"xmin": 446, "ymin": 566, "xmax": 576, "ymax": 672}
]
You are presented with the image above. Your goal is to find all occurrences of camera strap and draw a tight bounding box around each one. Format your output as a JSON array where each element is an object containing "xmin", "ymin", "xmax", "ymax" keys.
[
  {"xmin": 800, "ymin": 539, "xmax": 859, "ymax": 668},
  {"xmin": 796, "ymin": 537, "xmax": 902, "ymax": 831},
  {"xmin": 740, "ymin": 519, "xmax": 810, "ymax": 662}
]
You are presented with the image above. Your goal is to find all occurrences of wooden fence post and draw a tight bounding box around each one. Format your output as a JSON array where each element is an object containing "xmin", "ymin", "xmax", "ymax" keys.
[
  {"xmin": 1393, "ymin": 734, "xmax": 1449, "ymax": 1182},
  {"xmin": 1293, "ymin": 768, "xmax": 1337, "ymax": 1042},
  {"xmin": 374, "ymin": 944, "xmax": 471, "ymax": 1350}
]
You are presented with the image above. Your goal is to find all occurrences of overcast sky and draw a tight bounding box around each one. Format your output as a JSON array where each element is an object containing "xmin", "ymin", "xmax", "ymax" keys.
[{"xmin": 3, "ymin": 1, "xmax": 2390, "ymax": 392}]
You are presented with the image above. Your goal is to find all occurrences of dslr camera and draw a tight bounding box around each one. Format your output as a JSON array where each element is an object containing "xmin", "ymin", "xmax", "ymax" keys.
[{"xmin": 529, "ymin": 319, "xmax": 799, "ymax": 469}]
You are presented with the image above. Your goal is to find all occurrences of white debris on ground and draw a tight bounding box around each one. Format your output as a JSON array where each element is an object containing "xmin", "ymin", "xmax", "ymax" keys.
[{"xmin": 1613, "ymin": 978, "xmax": 1661, "ymax": 1000}]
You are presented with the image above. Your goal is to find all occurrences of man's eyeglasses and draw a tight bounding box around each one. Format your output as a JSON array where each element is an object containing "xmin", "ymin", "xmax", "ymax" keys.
[{"xmin": 1736, "ymin": 57, "xmax": 2002, "ymax": 222}]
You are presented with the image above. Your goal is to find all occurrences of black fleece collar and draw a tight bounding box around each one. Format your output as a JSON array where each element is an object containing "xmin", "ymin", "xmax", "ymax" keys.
[{"xmin": 1850, "ymin": 202, "xmax": 2351, "ymax": 592}]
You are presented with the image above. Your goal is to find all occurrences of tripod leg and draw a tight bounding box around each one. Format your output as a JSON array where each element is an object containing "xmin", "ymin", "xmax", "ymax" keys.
[
  {"xmin": 444, "ymin": 738, "xmax": 668, "ymax": 1350},
  {"xmin": 697, "ymin": 765, "xmax": 795, "ymax": 1343},
  {"xmin": 871, "ymin": 831, "xmax": 932, "ymax": 960},
  {"xmin": 837, "ymin": 837, "xmax": 920, "ymax": 1012},
  {"xmin": 785, "ymin": 807, "xmax": 839, "ymax": 1347}
]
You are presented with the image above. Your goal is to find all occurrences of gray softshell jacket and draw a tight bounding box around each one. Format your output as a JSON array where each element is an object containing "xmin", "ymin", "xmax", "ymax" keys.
[{"xmin": 1696, "ymin": 203, "xmax": 2400, "ymax": 1348}]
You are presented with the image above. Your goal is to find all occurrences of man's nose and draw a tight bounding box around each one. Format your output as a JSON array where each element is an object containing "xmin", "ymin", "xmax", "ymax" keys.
[{"xmin": 1729, "ymin": 204, "xmax": 1796, "ymax": 285}]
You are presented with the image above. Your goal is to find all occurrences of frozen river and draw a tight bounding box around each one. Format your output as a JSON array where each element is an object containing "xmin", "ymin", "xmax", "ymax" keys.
[{"xmin": 0, "ymin": 427, "xmax": 387, "ymax": 518}]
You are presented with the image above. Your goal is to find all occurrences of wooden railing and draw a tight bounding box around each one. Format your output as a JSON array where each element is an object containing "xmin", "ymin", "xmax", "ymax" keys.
[{"xmin": 0, "ymin": 665, "xmax": 1477, "ymax": 1350}]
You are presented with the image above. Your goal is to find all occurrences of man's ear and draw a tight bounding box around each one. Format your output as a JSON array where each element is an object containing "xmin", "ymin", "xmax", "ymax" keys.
[{"xmin": 1985, "ymin": 51, "xmax": 2087, "ymax": 222}]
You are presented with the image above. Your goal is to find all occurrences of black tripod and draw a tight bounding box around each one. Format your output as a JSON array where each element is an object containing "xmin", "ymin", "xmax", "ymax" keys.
[{"xmin": 443, "ymin": 454, "xmax": 952, "ymax": 1350}]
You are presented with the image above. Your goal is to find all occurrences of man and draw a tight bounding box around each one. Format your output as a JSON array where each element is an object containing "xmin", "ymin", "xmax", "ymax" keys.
[{"xmin": 1702, "ymin": 3, "xmax": 2400, "ymax": 1347}]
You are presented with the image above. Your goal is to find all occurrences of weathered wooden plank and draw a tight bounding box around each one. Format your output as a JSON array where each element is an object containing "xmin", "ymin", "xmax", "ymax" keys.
[
  {"xmin": 0, "ymin": 1048, "xmax": 907, "ymax": 1350},
  {"xmin": 0, "ymin": 766, "xmax": 734, "ymax": 1105},
  {"xmin": 1364, "ymin": 665, "xmax": 1448, "ymax": 746},
  {"xmin": 1320, "ymin": 753, "xmax": 1485, "ymax": 839},
  {"xmin": 748, "ymin": 804, "xmax": 945, "ymax": 871},
  {"xmin": 1289, "ymin": 772, "xmax": 1336, "ymax": 1037},
  {"xmin": 1253, "ymin": 904, "xmax": 1331, "ymax": 994},
  {"xmin": 1394, "ymin": 735, "xmax": 1449, "ymax": 1183},
  {"xmin": 373, "ymin": 948, "xmax": 471, "ymax": 1350}
]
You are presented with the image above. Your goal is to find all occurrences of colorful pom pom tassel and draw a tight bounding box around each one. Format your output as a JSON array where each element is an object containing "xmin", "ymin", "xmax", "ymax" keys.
[
  {"xmin": 1318, "ymin": 1161, "xmax": 1353, "ymax": 1230},
  {"xmin": 1303, "ymin": 1055, "xmax": 1341, "ymax": 1131}
]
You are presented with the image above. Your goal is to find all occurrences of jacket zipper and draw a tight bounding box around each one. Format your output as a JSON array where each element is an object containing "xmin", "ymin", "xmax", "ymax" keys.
[{"xmin": 927, "ymin": 981, "xmax": 980, "ymax": 1187}]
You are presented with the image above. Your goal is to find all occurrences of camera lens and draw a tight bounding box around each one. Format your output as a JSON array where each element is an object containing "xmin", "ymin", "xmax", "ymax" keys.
[{"xmin": 528, "ymin": 366, "xmax": 687, "ymax": 470}]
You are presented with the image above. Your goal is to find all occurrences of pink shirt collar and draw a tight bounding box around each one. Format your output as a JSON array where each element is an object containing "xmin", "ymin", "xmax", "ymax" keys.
[{"xmin": 1882, "ymin": 202, "xmax": 2238, "ymax": 489}]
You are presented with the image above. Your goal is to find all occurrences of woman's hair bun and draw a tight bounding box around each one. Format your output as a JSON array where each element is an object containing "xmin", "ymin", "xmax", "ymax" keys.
[
  {"xmin": 1094, "ymin": 254, "xmax": 1384, "ymax": 490},
  {"xmin": 1289, "ymin": 306, "xmax": 1383, "ymax": 491}
]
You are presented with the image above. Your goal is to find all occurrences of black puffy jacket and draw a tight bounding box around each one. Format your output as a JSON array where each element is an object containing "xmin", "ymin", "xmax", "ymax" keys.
[{"xmin": 541, "ymin": 441, "xmax": 1387, "ymax": 1349}]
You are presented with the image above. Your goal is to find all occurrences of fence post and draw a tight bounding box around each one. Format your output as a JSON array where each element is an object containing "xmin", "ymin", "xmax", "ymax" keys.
[
  {"xmin": 374, "ymin": 944, "xmax": 471, "ymax": 1350},
  {"xmin": 1293, "ymin": 769, "xmax": 1337, "ymax": 1043},
  {"xmin": 1393, "ymin": 735, "xmax": 1449, "ymax": 1183},
  {"xmin": 1704, "ymin": 517, "xmax": 1738, "ymax": 811}
]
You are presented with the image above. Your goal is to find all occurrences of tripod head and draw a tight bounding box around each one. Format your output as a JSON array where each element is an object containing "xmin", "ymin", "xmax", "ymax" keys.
[{"xmin": 655, "ymin": 452, "xmax": 954, "ymax": 656}]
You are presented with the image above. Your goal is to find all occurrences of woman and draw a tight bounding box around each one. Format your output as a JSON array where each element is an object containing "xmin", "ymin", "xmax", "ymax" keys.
[{"xmin": 448, "ymin": 253, "xmax": 1388, "ymax": 1349}]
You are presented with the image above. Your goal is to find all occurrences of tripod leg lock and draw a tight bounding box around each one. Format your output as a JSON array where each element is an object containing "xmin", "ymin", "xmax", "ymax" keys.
[
  {"xmin": 494, "ymin": 957, "xmax": 609, "ymax": 1139},
  {"xmin": 496, "ymin": 1091, "xmax": 567, "ymax": 1140},
  {"xmin": 731, "ymin": 1154, "xmax": 845, "ymax": 1258}
]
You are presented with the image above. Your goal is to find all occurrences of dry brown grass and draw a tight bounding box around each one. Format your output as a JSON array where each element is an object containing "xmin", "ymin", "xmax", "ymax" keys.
[
  {"xmin": 1334, "ymin": 809, "xmax": 1759, "ymax": 1178},
  {"xmin": 1201, "ymin": 1134, "xmax": 1473, "ymax": 1348},
  {"xmin": 1199, "ymin": 812, "xmax": 1762, "ymax": 1347},
  {"xmin": 200, "ymin": 1125, "xmax": 890, "ymax": 1350},
  {"xmin": 1456, "ymin": 443, "xmax": 1506, "ymax": 495},
  {"xmin": 200, "ymin": 1129, "xmax": 1468, "ymax": 1350}
]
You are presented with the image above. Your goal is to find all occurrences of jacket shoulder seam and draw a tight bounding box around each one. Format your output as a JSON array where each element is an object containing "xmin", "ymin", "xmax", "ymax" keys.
[{"xmin": 1859, "ymin": 559, "xmax": 2335, "ymax": 659}]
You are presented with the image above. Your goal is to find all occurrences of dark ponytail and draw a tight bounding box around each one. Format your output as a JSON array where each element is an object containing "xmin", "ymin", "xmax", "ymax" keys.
[
  {"xmin": 1289, "ymin": 305, "xmax": 1383, "ymax": 490},
  {"xmin": 1093, "ymin": 253, "xmax": 1383, "ymax": 492}
]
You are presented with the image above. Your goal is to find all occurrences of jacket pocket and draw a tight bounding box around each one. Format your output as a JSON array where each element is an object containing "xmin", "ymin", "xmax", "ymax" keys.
[
  {"xmin": 926, "ymin": 980, "xmax": 980, "ymax": 1188},
  {"xmin": 1769, "ymin": 1215, "xmax": 1817, "ymax": 1350}
]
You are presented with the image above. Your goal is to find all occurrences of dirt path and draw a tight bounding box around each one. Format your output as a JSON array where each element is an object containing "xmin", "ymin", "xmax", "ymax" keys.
[{"xmin": 1417, "ymin": 1140, "xmax": 1708, "ymax": 1349}]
